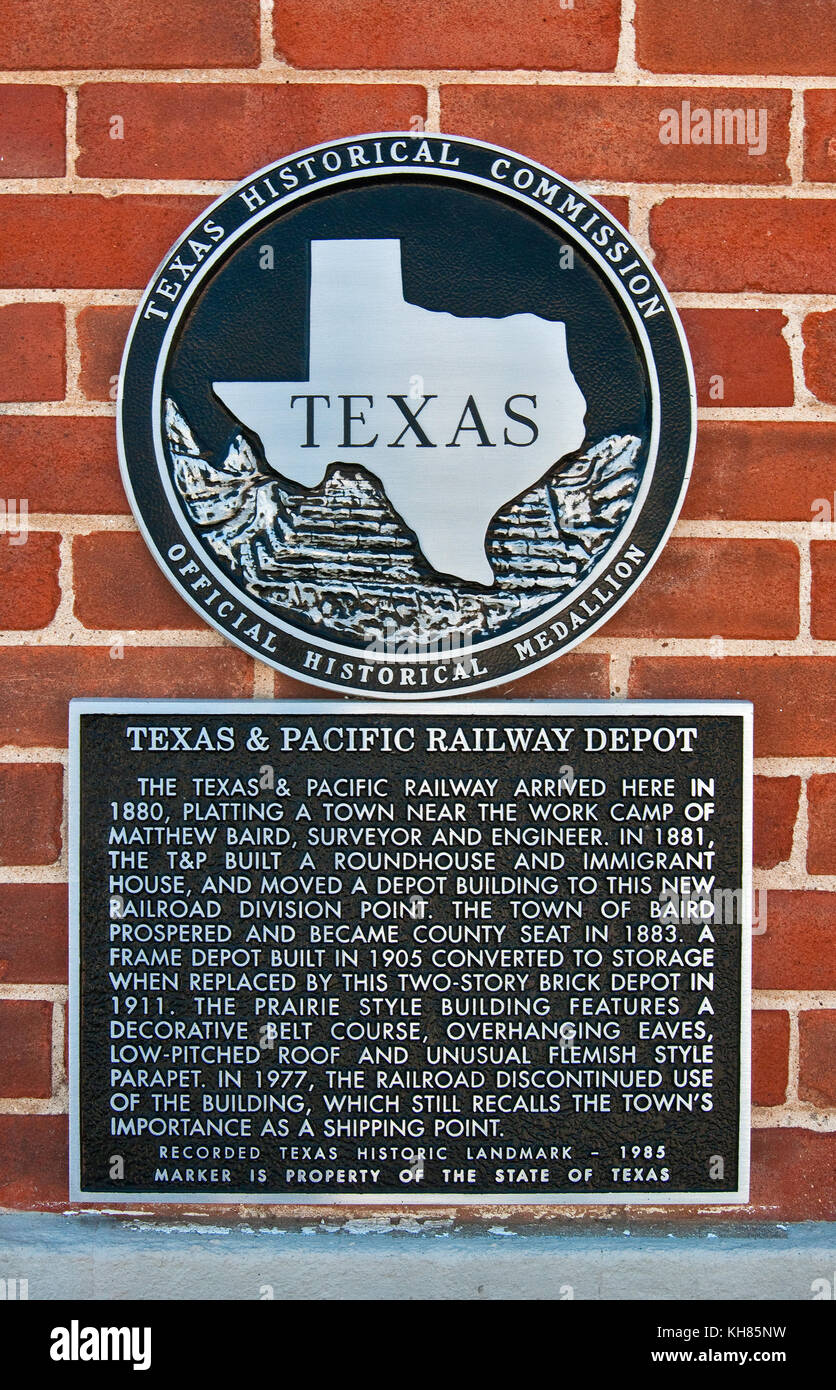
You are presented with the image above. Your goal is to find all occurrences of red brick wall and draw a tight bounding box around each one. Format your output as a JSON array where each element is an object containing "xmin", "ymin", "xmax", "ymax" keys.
[{"xmin": 0, "ymin": 0, "xmax": 834, "ymax": 1221}]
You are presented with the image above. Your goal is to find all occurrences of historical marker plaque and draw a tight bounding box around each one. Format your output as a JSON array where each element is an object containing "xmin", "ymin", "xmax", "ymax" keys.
[{"xmin": 70, "ymin": 700, "xmax": 751, "ymax": 1204}]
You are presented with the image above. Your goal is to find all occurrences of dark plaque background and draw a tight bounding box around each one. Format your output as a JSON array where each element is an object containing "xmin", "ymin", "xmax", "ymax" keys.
[{"xmin": 71, "ymin": 702, "xmax": 749, "ymax": 1203}]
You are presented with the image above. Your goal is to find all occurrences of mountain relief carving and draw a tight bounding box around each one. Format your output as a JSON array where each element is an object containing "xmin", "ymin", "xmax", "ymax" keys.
[{"xmin": 165, "ymin": 396, "xmax": 643, "ymax": 647}]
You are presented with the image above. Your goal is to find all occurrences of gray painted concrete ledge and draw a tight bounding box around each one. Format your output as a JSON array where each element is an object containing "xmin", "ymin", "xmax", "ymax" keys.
[{"xmin": 0, "ymin": 1214, "xmax": 834, "ymax": 1299}]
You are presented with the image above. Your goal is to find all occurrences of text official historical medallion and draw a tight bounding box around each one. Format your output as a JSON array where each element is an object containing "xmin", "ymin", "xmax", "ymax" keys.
[{"xmin": 118, "ymin": 134, "xmax": 696, "ymax": 697}]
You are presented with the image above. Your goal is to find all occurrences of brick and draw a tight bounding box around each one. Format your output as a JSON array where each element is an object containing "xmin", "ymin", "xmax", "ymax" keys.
[
  {"xmin": 0, "ymin": 764, "xmax": 63, "ymax": 865},
  {"xmin": 682, "ymin": 422, "xmax": 836, "ymax": 522},
  {"xmin": 0, "ymin": 1116, "xmax": 67, "ymax": 1207},
  {"xmin": 0, "ymin": 0, "xmax": 259, "ymax": 69},
  {"xmin": 0, "ymin": 1000, "xmax": 53, "ymax": 1098},
  {"xmin": 811, "ymin": 541, "xmax": 836, "ymax": 640},
  {"xmin": 0, "ymin": 533, "xmax": 62, "ymax": 629},
  {"xmin": 0, "ymin": 195, "xmax": 207, "ymax": 289},
  {"xmin": 601, "ymin": 538, "xmax": 798, "ymax": 639},
  {"xmin": 798, "ymin": 1011, "xmax": 836, "ymax": 1106},
  {"xmin": 77, "ymin": 84, "xmax": 428, "ymax": 180},
  {"xmin": 273, "ymin": 672, "xmax": 324, "ymax": 700},
  {"xmin": 594, "ymin": 195, "xmax": 629, "ymax": 227},
  {"xmin": 749, "ymin": 1130, "xmax": 836, "ymax": 1221},
  {"xmin": 441, "ymin": 86, "xmax": 790, "ymax": 184},
  {"xmin": 804, "ymin": 89, "xmax": 836, "ymax": 181},
  {"xmin": 802, "ymin": 310, "xmax": 836, "ymax": 405},
  {"xmin": 630, "ymin": 658, "xmax": 836, "ymax": 757},
  {"xmin": 493, "ymin": 652, "xmax": 611, "ymax": 699},
  {"xmin": 751, "ymin": 1010, "xmax": 789, "ymax": 1107},
  {"xmin": 0, "ymin": 417, "xmax": 127, "ymax": 514},
  {"xmin": 0, "ymin": 885, "xmax": 68, "ymax": 984},
  {"xmin": 806, "ymin": 774, "xmax": 836, "ymax": 875},
  {"xmin": 651, "ymin": 199, "xmax": 836, "ymax": 293},
  {"xmin": 274, "ymin": 0, "xmax": 620, "ymax": 70},
  {"xmin": 0, "ymin": 303, "xmax": 65, "ymax": 403},
  {"xmin": 679, "ymin": 309, "xmax": 793, "ymax": 408},
  {"xmin": 0, "ymin": 647, "xmax": 254, "ymax": 747},
  {"xmin": 635, "ymin": 0, "xmax": 836, "ymax": 76},
  {"xmin": 0, "ymin": 87, "xmax": 65, "ymax": 177},
  {"xmin": 753, "ymin": 891, "xmax": 836, "ymax": 990},
  {"xmin": 753, "ymin": 776, "xmax": 799, "ymax": 870},
  {"xmin": 76, "ymin": 306, "xmax": 133, "ymax": 402},
  {"xmin": 73, "ymin": 532, "xmax": 203, "ymax": 630}
]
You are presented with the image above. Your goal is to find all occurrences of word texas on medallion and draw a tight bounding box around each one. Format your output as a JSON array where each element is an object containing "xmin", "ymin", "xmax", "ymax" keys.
[{"xmin": 118, "ymin": 134, "xmax": 696, "ymax": 697}]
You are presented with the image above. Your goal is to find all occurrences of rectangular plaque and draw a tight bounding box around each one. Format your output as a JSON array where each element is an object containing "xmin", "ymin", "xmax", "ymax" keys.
[{"xmin": 70, "ymin": 700, "xmax": 752, "ymax": 1205}]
